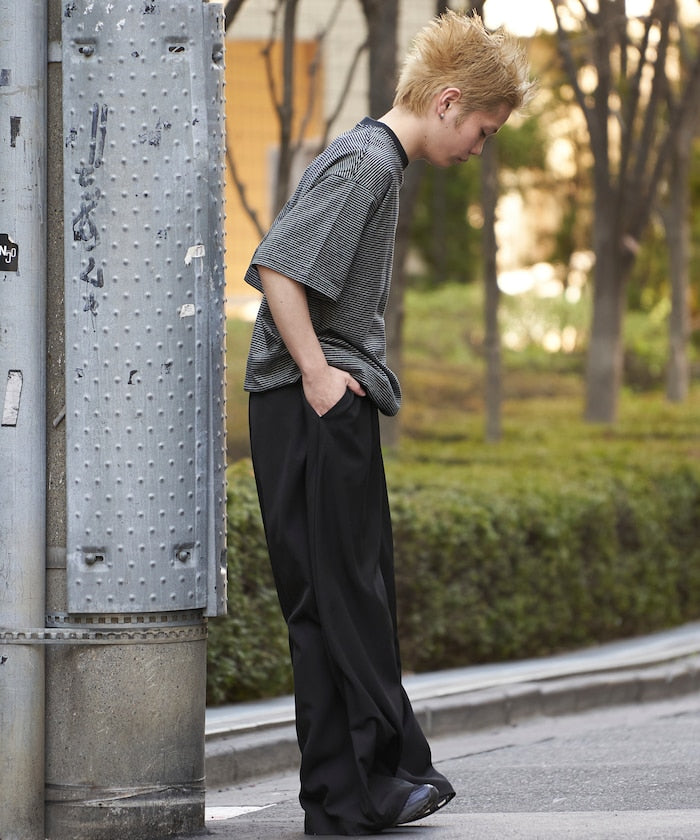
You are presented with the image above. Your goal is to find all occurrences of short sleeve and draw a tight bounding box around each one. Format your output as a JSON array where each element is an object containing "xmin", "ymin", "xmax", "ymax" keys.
[{"xmin": 245, "ymin": 175, "xmax": 378, "ymax": 301}]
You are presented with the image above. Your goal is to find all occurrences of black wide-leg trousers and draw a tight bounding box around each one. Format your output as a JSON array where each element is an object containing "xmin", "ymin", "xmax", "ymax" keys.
[{"xmin": 249, "ymin": 384, "xmax": 454, "ymax": 835}]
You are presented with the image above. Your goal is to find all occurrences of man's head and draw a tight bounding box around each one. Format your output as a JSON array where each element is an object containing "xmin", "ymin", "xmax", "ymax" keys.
[{"xmin": 393, "ymin": 11, "xmax": 534, "ymax": 123}]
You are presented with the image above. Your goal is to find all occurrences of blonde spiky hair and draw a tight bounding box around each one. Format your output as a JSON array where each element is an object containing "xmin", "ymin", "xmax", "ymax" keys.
[{"xmin": 394, "ymin": 10, "xmax": 535, "ymax": 119}]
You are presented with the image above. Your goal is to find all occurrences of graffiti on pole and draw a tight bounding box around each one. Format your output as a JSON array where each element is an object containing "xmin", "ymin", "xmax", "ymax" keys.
[{"xmin": 71, "ymin": 102, "xmax": 108, "ymax": 322}]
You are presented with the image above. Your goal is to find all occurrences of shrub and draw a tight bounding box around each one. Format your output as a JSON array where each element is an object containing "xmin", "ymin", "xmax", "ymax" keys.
[
  {"xmin": 206, "ymin": 460, "xmax": 291, "ymax": 705},
  {"xmin": 206, "ymin": 457, "xmax": 700, "ymax": 704},
  {"xmin": 391, "ymin": 469, "xmax": 700, "ymax": 672}
]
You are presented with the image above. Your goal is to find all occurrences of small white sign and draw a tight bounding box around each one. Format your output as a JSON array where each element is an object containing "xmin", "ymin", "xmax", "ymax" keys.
[
  {"xmin": 2, "ymin": 370, "xmax": 23, "ymax": 427},
  {"xmin": 184, "ymin": 244, "xmax": 205, "ymax": 266}
]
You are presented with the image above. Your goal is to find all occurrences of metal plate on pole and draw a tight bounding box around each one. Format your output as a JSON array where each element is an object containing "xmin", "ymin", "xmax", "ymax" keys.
[{"xmin": 63, "ymin": 0, "xmax": 226, "ymax": 615}]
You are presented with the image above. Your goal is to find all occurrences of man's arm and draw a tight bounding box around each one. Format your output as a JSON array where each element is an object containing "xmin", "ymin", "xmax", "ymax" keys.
[{"xmin": 258, "ymin": 266, "xmax": 366, "ymax": 416}]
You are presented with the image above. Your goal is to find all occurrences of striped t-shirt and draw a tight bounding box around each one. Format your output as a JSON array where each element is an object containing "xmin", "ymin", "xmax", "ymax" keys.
[{"xmin": 243, "ymin": 118, "xmax": 408, "ymax": 417}]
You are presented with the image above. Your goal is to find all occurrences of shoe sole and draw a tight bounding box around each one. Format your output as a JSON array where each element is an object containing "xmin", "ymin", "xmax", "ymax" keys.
[
  {"xmin": 394, "ymin": 785, "xmax": 439, "ymax": 825},
  {"xmin": 400, "ymin": 790, "xmax": 456, "ymax": 825}
]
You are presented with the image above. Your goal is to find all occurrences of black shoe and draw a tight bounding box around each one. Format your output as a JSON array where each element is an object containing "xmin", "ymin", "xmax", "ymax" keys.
[{"xmin": 394, "ymin": 784, "xmax": 439, "ymax": 826}]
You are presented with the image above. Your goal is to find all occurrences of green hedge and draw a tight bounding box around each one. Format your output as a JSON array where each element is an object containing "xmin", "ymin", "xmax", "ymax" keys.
[
  {"xmin": 392, "ymin": 469, "xmax": 700, "ymax": 670},
  {"xmin": 207, "ymin": 458, "xmax": 700, "ymax": 705},
  {"xmin": 206, "ymin": 460, "xmax": 292, "ymax": 705}
]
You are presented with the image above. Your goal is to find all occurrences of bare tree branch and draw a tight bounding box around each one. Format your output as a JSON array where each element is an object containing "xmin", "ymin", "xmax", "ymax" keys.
[
  {"xmin": 317, "ymin": 38, "xmax": 369, "ymax": 149},
  {"xmin": 292, "ymin": 0, "xmax": 349, "ymax": 158},
  {"xmin": 272, "ymin": 0, "xmax": 300, "ymax": 213},
  {"xmin": 317, "ymin": 0, "xmax": 347, "ymax": 36},
  {"xmin": 258, "ymin": 0, "xmax": 299, "ymax": 214},
  {"xmin": 294, "ymin": 41, "xmax": 322, "ymax": 158},
  {"xmin": 590, "ymin": 5, "xmax": 612, "ymax": 189},
  {"xmin": 551, "ymin": 2, "xmax": 602, "ymax": 157},
  {"xmin": 224, "ymin": 0, "xmax": 248, "ymax": 31},
  {"xmin": 618, "ymin": 10, "xmax": 655, "ymax": 189},
  {"xmin": 358, "ymin": 0, "xmax": 398, "ymax": 116},
  {"xmin": 225, "ymin": 141, "xmax": 265, "ymax": 239},
  {"xmin": 573, "ymin": 0, "xmax": 597, "ymax": 26},
  {"xmin": 224, "ymin": 0, "xmax": 369, "ymax": 240},
  {"xmin": 628, "ymin": 0, "xmax": 673, "ymax": 203},
  {"xmin": 615, "ymin": 0, "xmax": 629, "ymax": 79},
  {"xmin": 261, "ymin": 1, "xmax": 285, "ymax": 124},
  {"xmin": 630, "ymin": 41, "xmax": 700, "ymax": 238}
]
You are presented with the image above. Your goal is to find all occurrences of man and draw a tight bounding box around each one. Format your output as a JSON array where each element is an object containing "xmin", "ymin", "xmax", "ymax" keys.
[{"xmin": 244, "ymin": 11, "xmax": 534, "ymax": 835}]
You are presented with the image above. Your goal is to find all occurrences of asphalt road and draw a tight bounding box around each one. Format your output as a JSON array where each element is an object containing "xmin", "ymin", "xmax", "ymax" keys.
[{"xmin": 199, "ymin": 692, "xmax": 700, "ymax": 839}]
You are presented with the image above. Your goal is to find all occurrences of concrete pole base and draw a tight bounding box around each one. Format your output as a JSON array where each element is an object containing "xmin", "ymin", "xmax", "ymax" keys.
[
  {"xmin": 45, "ymin": 793, "xmax": 204, "ymax": 840},
  {"xmin": 45, "ymin": 617, "xmax": 207, "ymax": 840}
]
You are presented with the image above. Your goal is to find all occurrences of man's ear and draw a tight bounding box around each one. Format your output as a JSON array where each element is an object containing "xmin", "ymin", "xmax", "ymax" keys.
[{"xmin": 438, "ymin": 86, "xmax": 462, "ymax": 114}]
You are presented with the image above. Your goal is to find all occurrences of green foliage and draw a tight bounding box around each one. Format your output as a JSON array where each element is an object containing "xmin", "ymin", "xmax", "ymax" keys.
[
  {"xmin": 409, "ymin": 115, "xmax": 546, "ymax": 290},
  {"xmin": 210, "ymin": 284, "xmax": 700, "ymax": 704},
  {"xmin": 627, "ymin": 130, "xmax": 700, "ymax": 357},
  {"xmin": 402, "ymin": 283, "xmax": 484, "ymax": 367},
  {"xmin": 210, "ymin": 422, "xmax": 700, "ymax": 703},
  {"xmin": 628, "ymin": 216, "xmax": 669, "ymax": 312},
  {"xmin": 410, "ymin": 161, "xmax": 483, "ymax": 287},
  {"xmin": 623, "ymin": 301, "xmax": 673, "ymax": 390},
  {"xmin": 497, "ymin": 115, "xmax": 547, "ymax": 171},
  {"xmin": 206, "ymin": 460, "xmax": 292, "ymax": 705},
  {"xmin": 390, "ymin": 467, "xmax": 700, "ymax": 671}
]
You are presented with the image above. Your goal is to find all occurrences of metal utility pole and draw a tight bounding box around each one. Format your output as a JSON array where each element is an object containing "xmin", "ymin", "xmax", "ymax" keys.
[
  {"xmin": 3, "ymin": 2, "xmax": 228, "ymax": 838},
  {"xmin": 0, "ymin": 1, "xmax": 48, "ymax": 838}
]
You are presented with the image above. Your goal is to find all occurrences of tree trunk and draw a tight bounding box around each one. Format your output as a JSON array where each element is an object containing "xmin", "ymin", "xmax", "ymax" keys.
[
  {"xmin": 272, "ymin": 0, "xmax": 300, "ymax": 215},
  {"xmin": 358, "ymin": 0, "xmax": 404, "ymax": 446},
  {"xmin": 663, "ymin": 144, "xmax": 691, "ymax": 403},
  {"xmin": 481, "ymin": 140, "xmax": 501, "ymax": 442},
  {"xmin": 663, "ymin": 69, "xmax": 698, "ymax": 402},
  {"xmin": 584, "ymin": 204, "xmax": 629, "ymax": 422},
  {"xmin": 359, "ymin": 0, "xmax": 398, "ymax": 118},
  {"xmin": 386, "ymin": 165, "xmax": 424, "ymax": 379},
  {"xmin": 468, "ymin": 0, "xmax": 501, "ymax": 440},
  {"xmin": 584, "ymin": 272, "xmax": 627, "ymax": 422},
  {"xmin": 382, "ymin": 163, "xmax": 424, "ymax": 446},
  {"xmin": 432, "ymin": 170, "xmax": 448, "ymax": 281},
  {"xmin": 224, "ymin": 0, "xmax": 248, "ymax": 31}
]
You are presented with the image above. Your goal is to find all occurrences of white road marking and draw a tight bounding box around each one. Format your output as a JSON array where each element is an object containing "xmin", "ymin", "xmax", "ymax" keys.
[{"xmin": 205, "ymin": 805, "xmax": 275, "ymax": 822}]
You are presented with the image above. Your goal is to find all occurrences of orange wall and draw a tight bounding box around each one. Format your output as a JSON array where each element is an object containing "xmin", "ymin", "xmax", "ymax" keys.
[{"xmin": 224, "ymin": 40, "xmax": 324, "ymax": 312}]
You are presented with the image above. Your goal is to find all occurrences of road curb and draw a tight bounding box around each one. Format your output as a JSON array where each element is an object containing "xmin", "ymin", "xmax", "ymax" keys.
[{"xmin": 205, "ymin": 653, "xmax": 700, "ymax": 789}]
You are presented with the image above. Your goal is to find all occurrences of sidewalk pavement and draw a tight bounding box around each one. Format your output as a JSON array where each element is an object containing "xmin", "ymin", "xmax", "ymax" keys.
[{"xmin": 205, "ymin": 622, "xmax": 700, "ymax": 788}]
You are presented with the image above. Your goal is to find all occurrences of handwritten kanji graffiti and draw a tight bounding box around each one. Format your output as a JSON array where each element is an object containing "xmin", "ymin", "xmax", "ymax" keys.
[
  {"xmin": 71, "ymin": 103, "xmax": 109, "ymax": 321},
  {"xmin": 72, "ymin": 103, "xmax": 108, "ymax": 252},
  {"xmin": 79, "ymin": 256, "xmax": 104, "ymax": 288}
]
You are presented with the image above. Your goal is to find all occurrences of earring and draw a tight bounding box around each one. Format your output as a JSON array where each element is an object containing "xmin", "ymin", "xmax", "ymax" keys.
[{"xmin": 439, "ymin": 113, "xmax": 445, "ymax": 120}]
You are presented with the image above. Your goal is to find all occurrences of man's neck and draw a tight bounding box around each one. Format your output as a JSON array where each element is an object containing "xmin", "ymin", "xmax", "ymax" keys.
[{"xmin": 376, "ymin": 107, "xmax": 425, "ymax": 163}]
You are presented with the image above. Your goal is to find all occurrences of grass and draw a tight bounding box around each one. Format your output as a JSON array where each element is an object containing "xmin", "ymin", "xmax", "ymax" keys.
[{"xmin": 226, "ymin": 283, "xmax": 700, "ymax": 479}]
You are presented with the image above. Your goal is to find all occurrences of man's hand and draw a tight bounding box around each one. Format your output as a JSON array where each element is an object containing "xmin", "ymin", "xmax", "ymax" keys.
[
  {"xmin": 258, "ymin": 265, "xmax": 366, "ymax": 415},
  {"xmin": 302, "ymin": 364, "xmax": 366, "ymax": 417}
]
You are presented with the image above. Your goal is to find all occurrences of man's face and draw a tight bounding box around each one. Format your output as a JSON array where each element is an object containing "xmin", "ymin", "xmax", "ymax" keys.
[{"xmin": 428, "ymin": 102, "xmax": 512, "ymax": 168}]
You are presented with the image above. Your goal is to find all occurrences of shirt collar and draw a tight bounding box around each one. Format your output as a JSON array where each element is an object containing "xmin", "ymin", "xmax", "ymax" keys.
[{"xmin": 359, "ymin": 117, "xmax": 409, "ymax": 169}]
